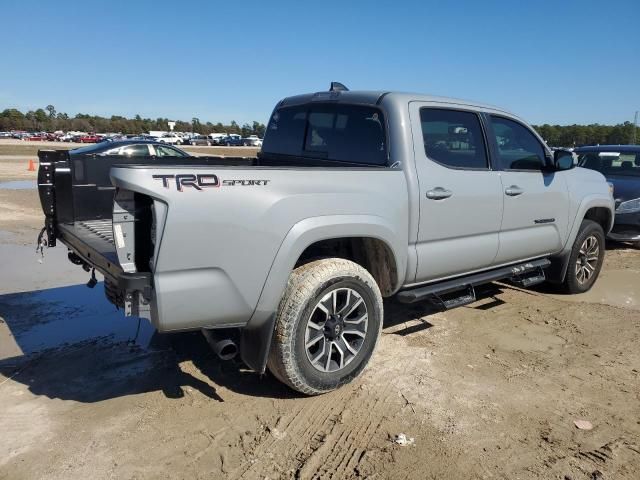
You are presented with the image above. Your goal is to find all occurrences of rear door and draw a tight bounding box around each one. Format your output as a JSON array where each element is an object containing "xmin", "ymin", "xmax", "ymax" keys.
[
  {"xmin": 486, "ymin": 115, "xmax": 569, "ymax": 263},
  {"xmin": 410, "ymin": 103, "xmax": 503, "ymax": 283}
]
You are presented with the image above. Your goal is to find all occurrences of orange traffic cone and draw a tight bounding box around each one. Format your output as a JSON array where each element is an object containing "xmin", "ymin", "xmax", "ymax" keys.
[{"xmin": 28, "ymin": 159, "xmax": 36, "ymax": 172}]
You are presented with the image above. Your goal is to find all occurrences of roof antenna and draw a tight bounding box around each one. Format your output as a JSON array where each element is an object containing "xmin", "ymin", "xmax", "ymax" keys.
[{"xmin": 329, "ymin": 82, "xmax": 349, "ymax": 92}]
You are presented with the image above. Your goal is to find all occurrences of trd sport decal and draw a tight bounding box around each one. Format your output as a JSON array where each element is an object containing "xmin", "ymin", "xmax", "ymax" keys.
[{"xmin": 152, "ymin": 174, "xmax": 269, "ymax": 191}]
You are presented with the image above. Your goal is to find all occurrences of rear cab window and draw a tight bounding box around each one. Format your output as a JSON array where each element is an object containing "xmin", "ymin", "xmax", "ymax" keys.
[{"xmin": 262, "ymin": 103, "xmax": 388, "ymax": 166}]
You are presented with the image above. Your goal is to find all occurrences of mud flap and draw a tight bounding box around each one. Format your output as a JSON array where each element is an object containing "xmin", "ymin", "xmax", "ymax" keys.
[
  {"xmin": 546, "ymin": 250, "xmax": 571, "ymax": 284},
  {"xmin": 240, "ymin": 314, "xmax": 276, "ymax": 373}
]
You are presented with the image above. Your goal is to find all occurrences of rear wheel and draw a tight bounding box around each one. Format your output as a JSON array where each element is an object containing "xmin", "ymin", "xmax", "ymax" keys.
[
  {"xmin": 562, "ymin": 219, "xmax": 605, "ymax": 294},
  {"xmin": 268, "ymin": 258, "xmax": 383, "ymax": 395}
]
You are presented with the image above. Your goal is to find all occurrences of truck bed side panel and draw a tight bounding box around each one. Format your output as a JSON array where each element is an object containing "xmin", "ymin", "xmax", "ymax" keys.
[{"xmin": 110, "ymin": 166, "xmax": 408, "ymax": 332}]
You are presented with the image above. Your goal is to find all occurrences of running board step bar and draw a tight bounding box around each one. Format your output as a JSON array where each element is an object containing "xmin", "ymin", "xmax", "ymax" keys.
[
  {"xmin": 397, "ymin": 258, "xmax": 551, "ymax": 305},
  {"xmin": 438, "ymin": 285, "xmax": 476, "ymax": 309},
  {"xmin": 510, "ymin": 266, "xmax": 547, "ymax": 288}
]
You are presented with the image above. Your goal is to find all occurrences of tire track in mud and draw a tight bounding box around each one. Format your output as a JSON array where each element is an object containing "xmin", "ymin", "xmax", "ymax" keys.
[
  {"xmin": 230, "ymin": 378, "xmax": 396, "ymax": 479},
  {"xmin": 295, "ymin": 382, "xmax": 393, "ymax": 479}
]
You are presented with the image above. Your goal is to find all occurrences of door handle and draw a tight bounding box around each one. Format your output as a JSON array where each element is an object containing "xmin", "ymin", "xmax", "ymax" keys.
[
  {"xmin": 426, "ymin": 187, "xmax": 453, "ymax": 200},
  {"xmin": 505, "ymin": 185, "xmax": 524, "ymax": 196}
]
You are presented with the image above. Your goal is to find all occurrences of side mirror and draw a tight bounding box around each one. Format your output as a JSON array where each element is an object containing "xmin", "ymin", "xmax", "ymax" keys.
[{"xmin": 553, "ymin": 149, "xmax": 577, "ymax": 171}]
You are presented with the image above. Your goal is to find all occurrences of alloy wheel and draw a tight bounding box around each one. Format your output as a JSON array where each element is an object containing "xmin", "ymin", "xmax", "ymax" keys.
[
  {"xmin": 304, "ymin": 287, "xmax": 368, "ymax": 373},
  {"xmin": 575, "ymin": 234, "xmax": 600, "ymax": 284}
]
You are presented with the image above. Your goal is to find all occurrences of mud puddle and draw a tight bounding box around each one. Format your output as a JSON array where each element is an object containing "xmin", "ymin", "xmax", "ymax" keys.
[
  {"xmin": 0, "ymin": 243, "xmax": 155, "ymax": 360},
  {"xmin": 0, "ymin": 180, "xmax": 36, "ymax": 190},
  {"xmin": 0, "ymin": 284, "xmax": 155, "ymax": 358},
  {"xmin": 548, "ymin": 268, "xmax": 640, "ymax": 310}
]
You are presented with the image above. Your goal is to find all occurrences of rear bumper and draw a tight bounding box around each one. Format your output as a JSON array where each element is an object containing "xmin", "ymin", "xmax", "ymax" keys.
[{"xmin": 608, "ymin": 211, "xmax": 640, "ymax": 242}]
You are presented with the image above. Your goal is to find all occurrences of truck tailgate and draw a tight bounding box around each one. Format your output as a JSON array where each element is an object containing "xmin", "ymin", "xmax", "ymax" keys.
[{"xmin": 56, "ymin": 219, "xmax": 122, "ymax": 280}]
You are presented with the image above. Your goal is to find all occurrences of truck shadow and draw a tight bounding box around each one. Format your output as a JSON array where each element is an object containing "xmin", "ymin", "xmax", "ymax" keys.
[
  {"xmin": 0, "ymin": 283, "xmax": 293, "ymax": 402},
  {"xmin": 0, "ymin": 283, "xmax": 505, "ymax": 403}
]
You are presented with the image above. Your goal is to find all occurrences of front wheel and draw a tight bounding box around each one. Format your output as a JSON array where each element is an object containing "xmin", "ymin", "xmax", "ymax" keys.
[
  {"xmin": 267, "ymin": 258, "xmax": 383, "ymax": 395},
  {"xmin": 562, "ymin": 219, "xmax": 605, "ymax": 294}
]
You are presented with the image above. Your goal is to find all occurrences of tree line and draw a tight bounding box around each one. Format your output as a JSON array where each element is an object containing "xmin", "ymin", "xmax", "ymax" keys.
[
  {"xmin": 534, "ymin": 122, "xmax": 637, "ymax": 147},
  {"xmin": 1, "ymin": 105, "xmax": 638, "ymax": 146},
  {"xmin": 0, "ymin": 105, "xmax": 267, "ymax": 138}
]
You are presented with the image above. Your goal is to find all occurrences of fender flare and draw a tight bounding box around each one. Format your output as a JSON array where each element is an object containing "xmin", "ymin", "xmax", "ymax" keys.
[
  {"xmin": 547, "ymin": 194, "xmax": 614, "ymax": 283},
  {"xmin": 240, "ymin": 214, "xmax": 406, "ymax": 373}
]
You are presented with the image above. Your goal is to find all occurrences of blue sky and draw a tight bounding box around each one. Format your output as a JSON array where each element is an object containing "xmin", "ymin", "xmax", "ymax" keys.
[{"xmin": 1, "ymin": 0, "xmax": 638, "ymax": 126}]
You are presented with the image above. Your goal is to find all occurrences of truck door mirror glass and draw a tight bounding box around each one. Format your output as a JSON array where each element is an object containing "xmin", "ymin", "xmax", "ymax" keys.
[{"xmin": 553, "ymin": 149, "xmax": 576, "ymax": 171}]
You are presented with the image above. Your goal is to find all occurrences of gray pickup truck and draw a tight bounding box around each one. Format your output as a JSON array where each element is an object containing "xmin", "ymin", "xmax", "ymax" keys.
[{"xmin": 38, "ymin": 83, "xmax": 614, "ymax": 395}]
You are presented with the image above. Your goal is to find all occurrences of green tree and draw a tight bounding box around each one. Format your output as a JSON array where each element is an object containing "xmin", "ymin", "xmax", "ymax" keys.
[
  {"xmin": 191, "ymin": 117, "xmax": 201, "ymax": 133},
  {"xmin": 240, "ymin": 123, "xmax": 252, "ymax": 137},
  {"xmin": 0, "ymin": 108, "xmax": 26, "ymax": 130},
  {"xmin": 252, "ymin": 121, "xmax": 266, "ymax": 137}
]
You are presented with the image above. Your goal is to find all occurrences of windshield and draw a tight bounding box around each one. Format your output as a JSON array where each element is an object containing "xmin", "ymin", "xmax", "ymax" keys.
[
  {"xmin": 578, "ymin": 151, "xmax": 640, "ymax": 177},
  {"xmin": 262, "ymin": 103, "xmax": 388, "ymax": 166}
]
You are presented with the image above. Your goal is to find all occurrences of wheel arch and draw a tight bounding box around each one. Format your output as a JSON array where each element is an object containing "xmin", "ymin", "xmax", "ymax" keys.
[
  {"xmin": 547, "ymin": 196, "xmax": 613, "ymax": 284},
  {"xmin": 583, "ymin": 206, "xmax": 612, "ymax": 234},
  {"xmin": 240, "ymin": 214, "xmax": 406, "ymax": 373},
  {"xmin": 295, "ymin": 237, "xmax": 398, "ymax": 297}
]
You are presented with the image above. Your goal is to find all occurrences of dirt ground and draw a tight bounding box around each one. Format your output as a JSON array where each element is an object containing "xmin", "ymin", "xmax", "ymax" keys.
[{"xmin": 0, "ymin": 154, "xmax": 639, "ymax": 480}]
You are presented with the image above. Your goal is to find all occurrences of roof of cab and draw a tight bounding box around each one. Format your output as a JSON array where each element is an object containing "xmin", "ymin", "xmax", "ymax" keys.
[{"xmin": 277, "ymin": 89, "xmax": 513, "ymax": 116}]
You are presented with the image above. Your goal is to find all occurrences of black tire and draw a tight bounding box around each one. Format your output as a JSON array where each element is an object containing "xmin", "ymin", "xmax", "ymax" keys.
[
  {"xmin": 562, "ymin": 219, "xmax": 605, "ymax": 294},
  {"xmin": 267, "ymin": 258, "xmax": 383, "ymax": 395}
]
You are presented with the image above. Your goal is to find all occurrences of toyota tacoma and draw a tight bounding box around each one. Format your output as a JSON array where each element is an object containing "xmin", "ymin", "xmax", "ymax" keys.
[{"xmin": 37, "ymin": 83, "xmax": 615, "ymax": 395}]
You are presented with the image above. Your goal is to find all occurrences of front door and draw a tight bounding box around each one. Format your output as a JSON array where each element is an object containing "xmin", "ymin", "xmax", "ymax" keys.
[
  {"xmin": 486, "ymin": 115, "xmax": 570, "ymax": 263},
  {"xmin": 410, "ymin": 103, "xmax": 504, "ymax": 283}
]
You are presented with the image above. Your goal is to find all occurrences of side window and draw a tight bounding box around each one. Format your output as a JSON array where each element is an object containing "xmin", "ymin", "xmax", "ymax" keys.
[
  {"xmin": 121, "ymin": 144, "xmax": 151, "ymax": 156},
  {"xmin": 420, "ymin": 108, "xmax": 488, "ymax": 169},
  {"xmin": 489, "ymin": 116, "xmax": 546, "ymax": 170},
  {"xmin": 103, "ymin": 147, "xmax": 122, "ymax": 155},
  {"xmin": 155, "ymin": 145, "xmax": 187, "ymax": 157}
]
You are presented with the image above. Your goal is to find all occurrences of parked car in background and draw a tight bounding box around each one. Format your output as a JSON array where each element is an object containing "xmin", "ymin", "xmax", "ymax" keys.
[
  {"xmin": 242, "ymin": 135, "xmax": 263, "ymax": 147},
  {"xmin": 185, "ymin": 134, "xmax": 211, "ymax": 146},
  {"xmin": 220, "ymin": 134, "xmax": 244, "ymax": 146},
  {"xmin": 157, "ymin": 133, "xmax": 183, "ymax": 145},
  {"xmin": 576, "ymin": 145, "xmax": 640, "ymax": 244},
  {"xmin": 71, "ymin": 140, "xmax": 190, "ymax": 157},
  {"xmin": 76, "ymin": 134, "xmax": 101, "ymax": 143},
  {"xmin": 208, "ymin": 133, "xmax": 228, "ymax": 145},
  {"xmin": 0, "ymin": 131, "xmax": 13, "ymax": 138},
  {"xmin": 25, "ymin": 133, "xmax": 46, "ymax": 141},
  {"xmin": 101, "ymin": 134, "xmax": 126, "ymax": 142}
]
